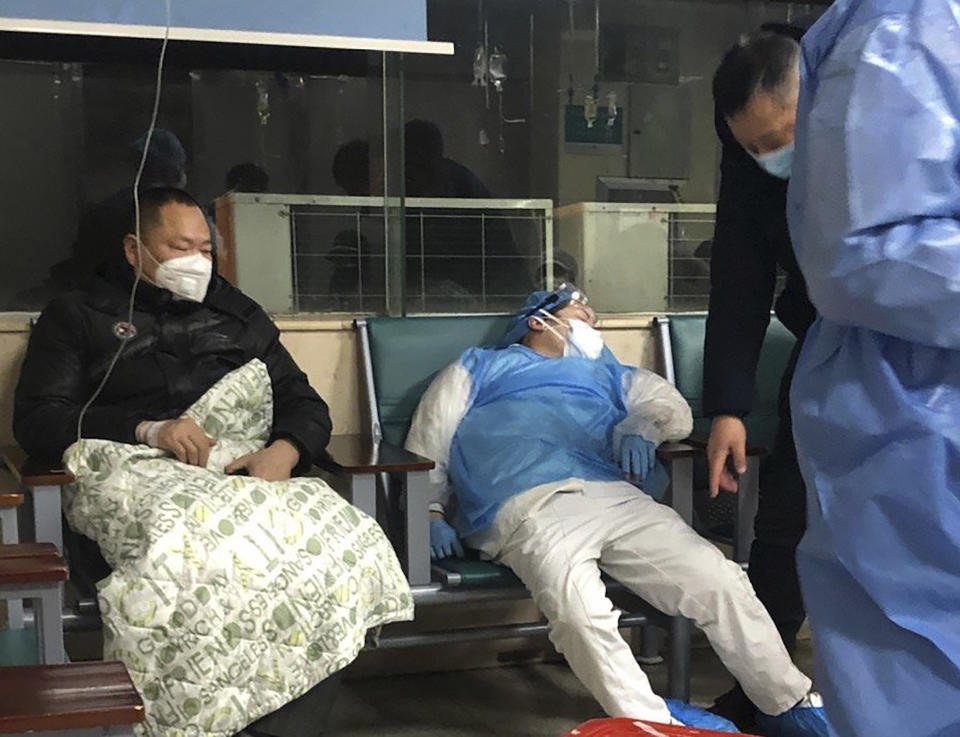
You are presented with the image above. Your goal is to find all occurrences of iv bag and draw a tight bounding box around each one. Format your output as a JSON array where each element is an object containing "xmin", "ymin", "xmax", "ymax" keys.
[{"xmin": 488, "ymin": 50, "xmax": 507, "ymax": 91}]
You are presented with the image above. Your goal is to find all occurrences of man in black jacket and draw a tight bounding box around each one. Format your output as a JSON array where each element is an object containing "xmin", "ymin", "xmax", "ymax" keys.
[
  {"xmin": 14, "ymin": 187, "xmax": 339, "ymax": 737},
  {"xmin": 15, "ymin": 187, "xmax": 331, "ymax": 476},
  {"xmin": 704, "ymin": 29, "xmax": 817, "ymax": 728}
]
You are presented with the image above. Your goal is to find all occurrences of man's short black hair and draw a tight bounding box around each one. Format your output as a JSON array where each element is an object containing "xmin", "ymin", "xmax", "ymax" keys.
[
  {"xmin": 713, "ymin": 31, "xmax": 799, "ymax": 120},
  {"xmin": 126, "ymin": 187, "xmax": 204, "ymax": 238}
]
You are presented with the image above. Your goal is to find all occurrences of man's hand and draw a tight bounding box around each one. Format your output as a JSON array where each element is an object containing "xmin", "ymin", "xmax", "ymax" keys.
[
  {"xmin": 620, "ymin": 434, "xmax": 657, "ymax": 481},
  {"xmin": 224, "ymin": 438, "xmax": 300, "ymax": 482},
  {"xmin": 707, "ymin": 415, "xmax": 747, "ymax": 497},
  {"xmin": 156, "ymin": 417, "xmax": 217, "ymax": 467}
]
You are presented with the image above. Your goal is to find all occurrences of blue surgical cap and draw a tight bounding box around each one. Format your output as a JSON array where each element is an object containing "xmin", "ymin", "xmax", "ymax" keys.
[{"xmin": 498, "ymin": 287, "xmax": 576, "ymax": 348}]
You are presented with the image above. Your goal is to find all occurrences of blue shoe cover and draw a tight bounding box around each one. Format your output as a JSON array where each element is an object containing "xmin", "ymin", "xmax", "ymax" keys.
[
  {"xmin": 754, "ymin": 701, "xmax": 828, "ymax": 737},
  {"xmin": 665, "ymin": 699, "xmax": 740, "ymax": 732}
]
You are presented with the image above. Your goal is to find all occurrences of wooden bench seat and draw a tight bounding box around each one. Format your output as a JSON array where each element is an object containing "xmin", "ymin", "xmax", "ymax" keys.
[
  {"xmin": 0, "ymin": 546, "xmax": 68, "ymax": 584},
  {"xmin": 0, "ymin": 543, "xmax": 61, "ymax": 560},
  {"xmin": 0, "ymin": 492, "xmax": 24, "ymax": 511},
  {"xmin": 0, "ymin": 465, "xmax": 24, "ymax": 514},
  {"xmin": 0, "ymin": 662, "xmax": 144, "ymax": 735}
]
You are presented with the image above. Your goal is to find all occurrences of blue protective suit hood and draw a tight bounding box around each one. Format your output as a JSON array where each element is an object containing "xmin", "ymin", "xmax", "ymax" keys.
[{"xmin": 788, "ymin": 2, "xmax": 960, "ymax": 735}]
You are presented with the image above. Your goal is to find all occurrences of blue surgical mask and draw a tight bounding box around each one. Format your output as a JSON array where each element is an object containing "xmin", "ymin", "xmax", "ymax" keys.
[{"xmin": 749, "ymin": 140, "xmax": 794, "ymax": 180}]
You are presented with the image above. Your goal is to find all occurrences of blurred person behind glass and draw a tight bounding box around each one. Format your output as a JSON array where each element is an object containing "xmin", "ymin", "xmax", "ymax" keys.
[
  {"xmin": 8, "ymin": 129, "xmax": 188, "ymax": 311},
  {"xmin": 404, "ymin": 120, "xmax": 529, "ymax": 310}
]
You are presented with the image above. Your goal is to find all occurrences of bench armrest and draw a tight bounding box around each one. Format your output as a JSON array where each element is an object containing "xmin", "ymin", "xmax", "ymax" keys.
[
  {"xmin": 318, "ymin": 434, "xmax": 435, "ymax": 475},
  {"xmin": 317, "ymin": 435, "xmax": 434, "ymax": 586},
  {"xmin": 1, "ymin": 446, "xmax": 74, "ymax": 487},
  {"xmin": 0, "ymin": 468, "xmax": 24, "ymax": 509},
  {"xmin": 656, "ymin": 442, "xmax": 697, "ymax": 460}
]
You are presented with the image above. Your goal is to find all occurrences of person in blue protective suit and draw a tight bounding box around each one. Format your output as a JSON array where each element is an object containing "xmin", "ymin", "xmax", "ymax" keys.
[
  {"xmin": 406, "ymin": 285, "xmax": 827, "ymax": 736},
  {"xmin": 787, "ymin": 2, "xmax": 960, "ymax": 736}
]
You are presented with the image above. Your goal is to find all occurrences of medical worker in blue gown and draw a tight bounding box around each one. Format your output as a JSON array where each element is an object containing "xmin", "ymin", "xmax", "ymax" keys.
[
  {"xmin": 406, "ymin": 286, "xmax": 827, "ymax": 735},
  {"xmin": 788, "ymin": 2, "xmax": 960, "ymax": 736}
]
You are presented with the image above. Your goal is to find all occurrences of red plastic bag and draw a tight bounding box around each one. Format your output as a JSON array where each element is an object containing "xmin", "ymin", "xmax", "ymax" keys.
[{"xmin": 563, "ymin": 718, "xmax": 758, "ymax": 737}]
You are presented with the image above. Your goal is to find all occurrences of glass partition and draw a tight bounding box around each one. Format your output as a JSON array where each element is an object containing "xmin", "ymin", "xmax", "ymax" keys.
[{"xmin": 0, "ymin": 0, "xmax": 825, "ymax": 315}]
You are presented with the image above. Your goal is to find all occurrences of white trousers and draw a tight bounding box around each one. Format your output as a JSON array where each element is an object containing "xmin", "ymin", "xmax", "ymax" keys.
[{"xmin": 479, "ymin": 480, "xmax": 811, "ymax": 722}]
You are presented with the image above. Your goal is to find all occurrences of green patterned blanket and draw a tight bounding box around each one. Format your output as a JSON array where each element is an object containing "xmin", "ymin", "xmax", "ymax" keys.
[{"xmin": 62, "ymin": 360, "xmax": 413, "ymax": 737}]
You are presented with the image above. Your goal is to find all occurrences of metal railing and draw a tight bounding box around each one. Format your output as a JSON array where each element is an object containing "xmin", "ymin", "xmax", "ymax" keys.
[
  {"xmin": 666, "ymin": 209, "xmax": 716, "ymax": 312},
  {"xmin": 666, "ymin": 208, "xmax": 786, "ymax": 311},
  {"xmin": 289, "ymin": 196, "xmax": 553, "ymax": 314}
]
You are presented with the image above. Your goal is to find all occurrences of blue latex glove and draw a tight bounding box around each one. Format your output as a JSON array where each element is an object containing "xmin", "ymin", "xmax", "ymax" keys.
[
  {"xmin": 620, "ymin": 434, "xmax": 657, "ymax": 481},
  {"xmin": 429, "ymin": 518, "xmax": 465, "ymax": 560}
]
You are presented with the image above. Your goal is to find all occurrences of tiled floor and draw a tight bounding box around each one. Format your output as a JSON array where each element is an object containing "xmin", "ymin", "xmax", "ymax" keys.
[
  {"xmin": 56, "ymin": 606, "xmax": 815, "ymax": 737},
  {"xmin": 328, "ymin": 635, "xmax": 815, "ymax": 737}
]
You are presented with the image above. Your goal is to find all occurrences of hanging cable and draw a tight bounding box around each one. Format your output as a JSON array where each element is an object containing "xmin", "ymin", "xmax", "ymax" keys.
[{"xmin": 75, "ymin": 0, "xmax": 172, "ymax": 444}]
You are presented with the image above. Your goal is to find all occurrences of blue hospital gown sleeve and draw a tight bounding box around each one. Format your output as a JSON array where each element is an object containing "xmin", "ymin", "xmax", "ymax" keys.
[
  {"xmin": 404, "ymin": 361, "xmax": 475, "ymax": 512},
  {"xmin": 789, "ymin": 9, "xmax": 960, "ymax": 348}
]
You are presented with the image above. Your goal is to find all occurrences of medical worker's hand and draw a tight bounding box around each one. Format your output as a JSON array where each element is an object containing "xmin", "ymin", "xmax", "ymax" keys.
[
  {"xmin": 707, "ymin": 415, "xmax": 747, "ymax": 497},
  {"xmin": 620, "ymin": 434, "xmax": 657, "ymax": 481},
  {"xmin": 225, "ymin": 438, "xmax": 300, "ymax": 482},
  {"xmin": 156, "ymin": 417, "xmax": 217, "ymax": 468},
  {"xmin": 429, "ymin": 516, "xmax": 464, "ymax": 560}
]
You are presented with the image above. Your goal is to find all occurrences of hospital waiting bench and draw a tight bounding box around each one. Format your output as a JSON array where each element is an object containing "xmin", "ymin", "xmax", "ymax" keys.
[
  {"xmin": 0, "ymin": 314, "xmax": 699, "ymax": 700},
  {"xmin": 653, "ymin": 314, "xmax": 797, "ymax": 563},
  {"xmin": 0, "ymin": 661, "xmax": 145, "ymax": 737}
]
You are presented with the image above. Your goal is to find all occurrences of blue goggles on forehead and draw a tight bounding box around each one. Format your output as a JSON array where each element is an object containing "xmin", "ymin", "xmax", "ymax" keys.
[{"xmin": 523, "ymin": 283, "xmax": 588, "ymax": 318}]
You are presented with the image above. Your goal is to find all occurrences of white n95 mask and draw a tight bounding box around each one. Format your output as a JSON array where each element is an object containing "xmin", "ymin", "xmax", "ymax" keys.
[
  {"xmin": 565, "ymin": 319, "xmax": 605, "ymax": 360},
  {"xmin": 144, "ymin": 249, "xmax": 212, "ymax": 302}
]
